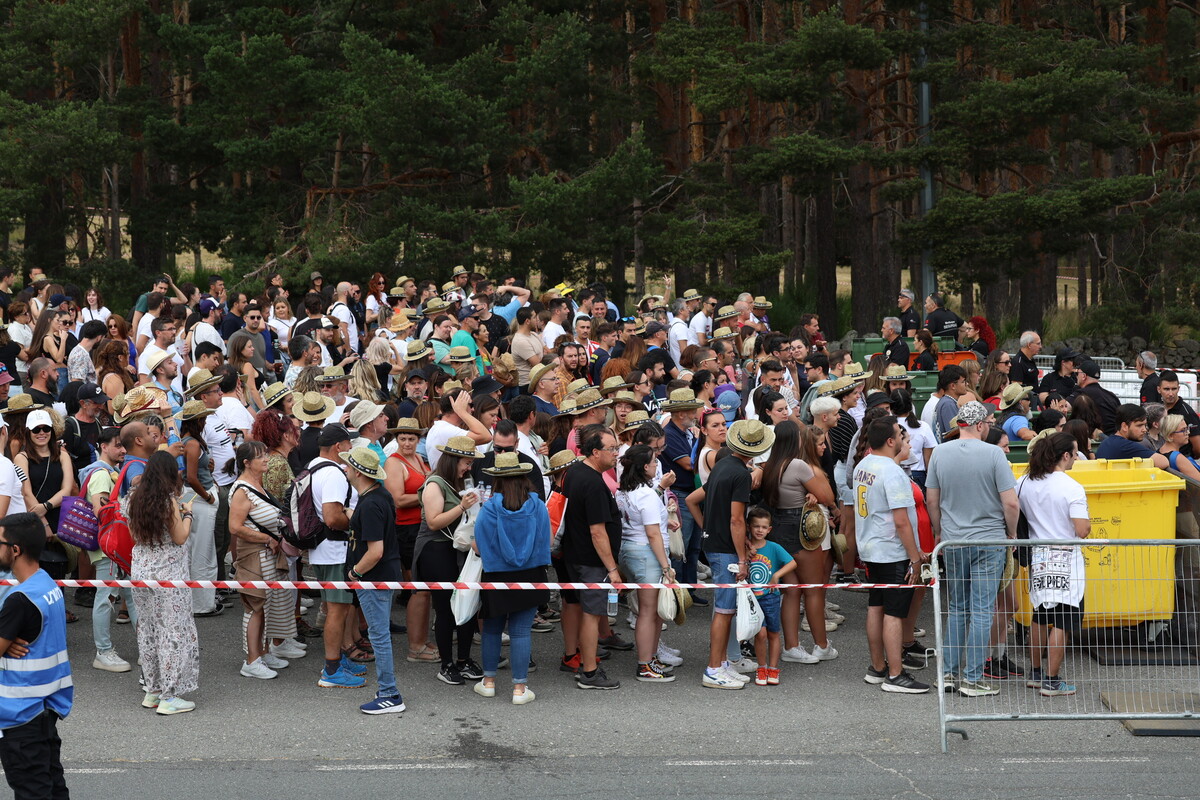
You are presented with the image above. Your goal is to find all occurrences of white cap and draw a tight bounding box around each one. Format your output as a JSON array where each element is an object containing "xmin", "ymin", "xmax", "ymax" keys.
[{"xmin": 26, "ymin": 410, "xmax": 52, "ymax": 430}]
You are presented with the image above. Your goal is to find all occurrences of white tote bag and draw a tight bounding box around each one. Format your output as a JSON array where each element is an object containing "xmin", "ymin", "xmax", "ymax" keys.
[
  {"xmin": 451, "ymin": 549, "xmax": 483, "ymax": 625},
  {"xmin": 735, "ymin": 585, "xmax": 765, "ymax": 642}
]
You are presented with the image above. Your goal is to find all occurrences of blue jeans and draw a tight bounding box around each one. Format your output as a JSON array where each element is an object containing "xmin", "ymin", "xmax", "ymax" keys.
[
  {"xmin": 55, "ymin": 367, "xmax": 68, "ymax": 396},
  {"xmin": 481, "ymin": 606, "xmax": 536, "ymax": 684},
  {"xmin": 671, "ymin": 489, "xmax": 702, "ymax": 584},
  {"xmin": 93, "ymin": 556, "xmax": 137, "ymax": 653},
  {"xmin": 355, "ymin": 588, "xmax": 398, "ymax": 697},
  {"xmin": 944, "ymin": 545, "xmax": 1007, "ymax": 683}
]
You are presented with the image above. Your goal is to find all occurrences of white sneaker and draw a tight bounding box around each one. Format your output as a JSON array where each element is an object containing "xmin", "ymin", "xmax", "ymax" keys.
[
  {"xmin": 826, "ymin": 602, "xmax": 841, "ymax": 612},
  {"xmin": 93, "ymin": 649, "xmax": 131, "ymax": 673},
  {"xmin": 271, "ymin": 641, "xmax": 306, "ymax": 660},
  {"xmin": 697, "ymin": 563, "xmax": 712, "ymax": 581},
  {"xmin": 659, "ymin": 642, "xmax": 682, "ymax": 657},
  {"xmin": 655, "ymin": 643, "xmax": 683, "ymax": 667},
  {"xmin": 825, "ymin": 608, "xmax": 846, "ymax": 624},
  {"xmin": 283, "ymin": 637, "xmax": 308, "ymax": 650},
  {"xmin": 240, "ymin": 658, "xmax": 278, "ymax": 680},
  {"xmin": 627, "ymin": 612, "xmax": 637, "ymax": 630},
  {"xmin": 781, "ymin": 645, "xmax": 819, "ymax": 664},
  {"xmin": 812, "ymin": 641, "xmax": 839, "ymax": 661},
  {"xmin": 300, "ymin": 597, "xmax": 315, "ymax": 608},
  {"xmin": 802, "ymin": 618, "xmax": 838, "ymax": 632},
  {"xmin": 722, "ymin": 665, "xmax": 752, "ymax": 683},
  {"xmin": 261, "ymin": 652, "xmax": 290, "ymax": 670},
  {"xmin": 728, "ymin": 657, "xmax": 758, "ymax": 674},
  {"xmin": 702, "ymin": 669, "xmax": 744, "ymax": 689}
]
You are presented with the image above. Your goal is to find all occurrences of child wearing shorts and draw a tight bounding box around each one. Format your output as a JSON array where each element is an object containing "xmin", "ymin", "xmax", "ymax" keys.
[{"xmin": 746, "ymin": 507, "xmax": 796, "ymax": 686}]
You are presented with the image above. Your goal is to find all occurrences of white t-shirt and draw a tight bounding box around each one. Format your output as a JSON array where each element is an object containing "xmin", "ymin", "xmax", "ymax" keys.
[
  {"xmin": 135, "ymin": 313, "xmax": 155, "ymax": 346},
  {"xmin": 0, "ymin": 456, "xmax": 26, "ymax": 514},
  {"xmin": 426, "ymin": 419, "xmax": 468, "ymax": 470},
  {"xmin": 137, "ymin": 342, "xmax": 186, "ymax": 396},
  {"xmin": 307, "ymin": 456, "xmax": 359, "ymax": 565},
  {"xmin": 268, "ymin": 317, "xmax": 292, "ymax": 349},
  {"xmin": 899, "ymin": 417, "xmax": 938, "ymax": 473},
  {"xmin": 216, "ymin": 395, "xmax": 255, "ymax": 434},
  {"xmin": 541, "ymin": 321, "xmax": 566, "ymax": 351},
  {"xmin": 919, "ymin": 391, "xmax": 941, "ymax": 431},
  {"xmin": 853, "ymin": 453, "xmax": 916, "ymax": 564},
  {"xmin": 80, "ymin": 307, "xmax": 111, "ymax": 326},
  {"xmin": 689, "ymin": 311, "xmax": 711, "ymax": 341},
  {"xmin": 616, "ymin": 484, "xmax": 669, "ymax": 549},
  {"xmin": 1017, "ymin": 471, "xmax": 1088, "ymax": 608},
  {"xmin": 365, "ymin": 293, "xmax": 384, "ymax": 317},
  {"xmin": 328, "ymin": 301, "xmax": 358, "ymax": 353},
  {"xmin": 202, "ymin": 416, "xmax": 236, "ymax": 487},
  {"xmin": 668, "ymin": 319, "xmax": 692, "ymax": 364},
  {"xmin": 191, "ymin": 321, "xmax": 225, "ymax": 358}
]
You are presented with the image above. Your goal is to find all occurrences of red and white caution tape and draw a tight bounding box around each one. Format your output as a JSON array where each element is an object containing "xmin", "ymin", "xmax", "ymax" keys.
[{"xmin": 0, "ymin": 578, "xmax": 930, "ymax": 591}]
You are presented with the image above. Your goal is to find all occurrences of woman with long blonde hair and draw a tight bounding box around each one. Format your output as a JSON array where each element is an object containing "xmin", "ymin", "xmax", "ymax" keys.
[{"xmin": 348, "ymin": 358, "xmax": 386, "ymax": 403}]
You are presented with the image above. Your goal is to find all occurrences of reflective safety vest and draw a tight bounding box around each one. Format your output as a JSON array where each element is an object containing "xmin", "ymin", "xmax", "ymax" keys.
[{"xmin": 0, "ymin": 569, "xmax": 73, "ymax": 730}]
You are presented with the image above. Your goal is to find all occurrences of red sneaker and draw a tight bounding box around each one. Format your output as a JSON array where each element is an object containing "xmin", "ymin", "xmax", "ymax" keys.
[
  {"xmin": 559, "ymin": 651, "xmax": 582, "ymax": 673},
  {"xmin": 754, "ymin": 667, "xmax": 769, "ymax": 686},
  {"xmin": 767, "ymin": 667, "xmax": 780, "ymax": 685}
]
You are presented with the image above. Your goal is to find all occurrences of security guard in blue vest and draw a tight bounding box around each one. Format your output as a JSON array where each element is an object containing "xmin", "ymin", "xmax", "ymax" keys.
[{"xmin": 0, "ymin": 512, "xmax": 73, "ymax": 799}]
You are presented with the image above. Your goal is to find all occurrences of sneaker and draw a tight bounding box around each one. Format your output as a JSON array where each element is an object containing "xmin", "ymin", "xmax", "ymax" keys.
[
  {"xmin": 598, "ymin": 633, "xmax": 633, "ymax": 651},
  {"xmin": 300, "ymin": 596, "xmax": 315, "ymax": 609},
  {"xmin": 626, "ymin": 612, "xmax": 637, "ymax": 630},
  {"xmin": 754, "ymin": 667, "xmax": 769, "ymax": 686},
  {"xmin": 782, "ymin": 646, "xmax": 819, "ymax": 664},
  {"xmin": 1025, "ymin": 667, "xmax": 1045, "ymax": 689},
  {"xmin": 457, "ymin": 659, "xmax": 484, "ymax": 681},
  {"xmin": 155, "ymin": 697, "xmax": 196, "ymax": 715},
  {"xmin": 912, "ymin": 627, "xmax": 926, "ymax": 638},
  {"xmin": 116, "ymin": 609, "xmax": 131, "ymax": 624},
  {"xmin": 531, "ymin": 616, "xmax": 554, "ymax": 633},
  {"xmin": 723, "ymin": 665, "xmax": 752, "ymax": 684},
  {"xmin": 982, "ymin": 658, "xmax": 1003, "ymax": 679},
  {"xmin": 192, "ymin": 604, "xmax": 224, "ymax": 617},
  {"xmin": 958, "ymin": 679, "xmax": 1000, "ymax": 697},
  {"xmin": 864, "ymin": 664, "xmax": 889, "ymax": 685},
  {"xmin": 1039, "ymin": 677, "xmax": 1077, "ymax": 697},
  {"xmin": 655, "ymin": 643, "xmax": 683, "ymax": 666},
  {"xmin": 812, "ymin": 642, "xmax": 839, "ymax": 661},
  {"xmin": 512, "ymin": 687, "xmax": 536, "ymax": 705},
  {"xmin": 437, "ymin": 664, "xmax": 465, "ymax": 685},
  {"xmin": 902, "ymin": 651, "xmax": 926, "ymax": 671},
  {"xmin": 240, "ymin": 658, "xmax": 279, "ymax": 680},
  {"xmin": 801, "ymin": 618, "xmax": 838, "ymax": 632},
  {"xmin": 697, "ymin": 563, "xmax": 712, "ymax": 580},
  {"xmin": 340, "ymin": 655, "xmax": 368, "ymax": 677},
  {"xmin": 576, "ymin": 668, "xmax": 620, "ymax": 690},
  {"xmin": 740, "ymin": 641, "xmax": 756, "ymax": 660},
  {"xmin": 882, "ymin": 671, "xmax": 931, "ymax": 694},
  {"xmin": 659, "ymin": 641, "xmax": 681, "ymax": 657},
  {"xmin": 690, "ymin": 593, "xmax": 710, "ymax": 607},
  {"xmin": 93, "ymin": 649, "xmax": 132, "ymax": 673},
  {"xmin": 825, "ymin": 608, "xmax": 846, "ymax": 624},
  {"xmin": 648, "ymin": 658, "xmax": 675, "ymax": 675},
  {"xmin": 540, "ymin": 608, "xmax": 561, "ymax": 623},
  {"xmin": 528, "ymin": 658, "xmax": 537, "ymax": 673},
  {"xmin": 361, "ymin": 694, "xmax": 406, "ymax": 714},
  {"xmin": 596, "ymin": 645, "xmax": 611, "ymax": 660},
  {"xmin": 262, "ymin": 652, "xmax": 290, "ymax": 670},
  {"xmin": 995, "ymin": 654, "xmax": 1025, "ymax": 678},
  {"xmin": 942, "ymin": 674, "xmax": 957, "ymax": 693},
  {"xmin": 271, "ymin": 641, "xmax": 306, "ymax": 660},
  {"xmin": 637, "ymin": 662, "xmax": 676, "ymax": 683},
  {"xmin": 473, "ymin": 681, "xmax": 496, "ymax": 698},
  {"xmin": 141, "ymin": 692, "xmax": 159, "ymax": 708},
  {"xmin": 560, "ymin": 652, "xmax": 581, "ymax": 672},
  {"xmin": 496, "ymin": 656, "xmax": 510, "ymax": 669},
  {"xmin": 766, "ymin": 667, "xmax": 780, "ymax": 685},
  {"xmin": 728, "ymin": 657, "xmax": 757, "ymax": 674},
  {"xmin": 297, "ymin": 619, "xmax": 323, "ymax": 637},
  {"xmin": 701, "ymin": 669, "xmax": 744, "ymax": 690}
]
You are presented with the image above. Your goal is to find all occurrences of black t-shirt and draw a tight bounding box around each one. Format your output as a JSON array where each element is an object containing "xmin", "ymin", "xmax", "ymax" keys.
[
  {"xmin": 481, "ymin": 314, "xmax": 509, "ymax": 350},
  {"xmin": 1038, "ymin": 372, "xmax": 1079, "ymax": 401},
  {"xmin": 63, "ymin": 416, "xmax": 101, "ymax": 479},
  {"xmin": 396, "ymin": 398, "xmax": 418, "ymax": 418},
  {"xmin": 290, "ymin": 426, "xmax": 322, "ymax": 474},
  {"xmin": 1012, "ymin": 351, "xmax": 1040, "ymax": 388},
  {"xmin": 1081, "ymin": 383, "xmax": 1121, "ymax": 435},
  {"xmin": 702, "ymin": 453, "xmax": 751, "ymax": 554},
  {"xmin": 898, "ymin": 308, "xmax": 921, "ymax": 336},
  {"xmin": 924, "ymin": 308, "xmax": 963, "ymax": 336},
  {"xmin": 641, "ymin": 347, "xmax": 677, "ymax": 376},
  {"xmin": 0, "ymin": 290, "xmax": 10, "ymax": 323},
  {"xmin": 0, "ymin": 341, "xmax": 21, "ymax": 386},
  {"xmin": 0, "ymin": 591, "xmax": 41, "ymax": 645},
  {"xmin": 1141, "ymin": 373, "xmax": 1162, "ymax": 404},
  {"xmin": 293, "ymin": 317, "xmax": 322, "ymax": 343},
  {"xmin": 884, "ymin": 338, "xmax": 909, "ymax": 367},
  {"xmin": 560, "ymin": 462, "xmax": 620, "ymax": 567},
  {"xmin": 27, "ymin": 387, "xmax": 55, "ymax": 406},
  {"xmin": 969, "ymin": 339, "xmax": 990, "ymax": 359},
  {"xmin": 471, "ymin": 452, "xmax": 546, "ymax": 502},
  {"xmin": 913, "ymin": 350, "xmax": 936, "ymax": 371},
  {"xmin": 348, "ymin": 487, "xmax": 402, "ymax": 581},
  {"xmin": 220, "ymin": 312, "xmax": 245, "ymax": 340}
]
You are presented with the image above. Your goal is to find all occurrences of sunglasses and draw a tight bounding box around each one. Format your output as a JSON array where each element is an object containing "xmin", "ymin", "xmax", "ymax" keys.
[
  {"xmin": 31, "ymin": 426, "xmax": 52, "ymax": 435},
  {"xmin": 493, "ymin": 445, "xmax": 516, "ymax": 453},
  {"xmin": 245, "ymin": 316, "xmax": 262, "ymax": 321}
]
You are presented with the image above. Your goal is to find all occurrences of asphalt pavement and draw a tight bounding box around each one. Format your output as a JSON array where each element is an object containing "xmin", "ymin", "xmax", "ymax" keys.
[{"xmin": 41, "ymin": 586, "xmax": 1200, "ymax": 799}]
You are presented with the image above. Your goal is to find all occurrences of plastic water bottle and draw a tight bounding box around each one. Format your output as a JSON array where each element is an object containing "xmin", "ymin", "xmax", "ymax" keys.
[{"xmin": 606, "ymin": 588, "xmax": 619, "ymax": 617}]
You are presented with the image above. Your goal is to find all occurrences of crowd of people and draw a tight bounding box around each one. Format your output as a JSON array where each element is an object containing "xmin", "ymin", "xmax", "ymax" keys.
[{"xmin": 0, "ymin": 267, "xmax": 1186, "ymax": 749}]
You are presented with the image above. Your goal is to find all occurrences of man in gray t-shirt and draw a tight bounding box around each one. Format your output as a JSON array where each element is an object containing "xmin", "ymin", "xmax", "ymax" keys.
[{"xmin": 926, "ymin": 401, "xmax": 1019, "ymax": 696}]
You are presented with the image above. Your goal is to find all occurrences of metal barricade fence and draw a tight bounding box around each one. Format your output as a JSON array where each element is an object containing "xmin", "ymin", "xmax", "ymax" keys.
[{"xmin": 932, "ymin": 538, "xmax": 1200, "ymax": 752}]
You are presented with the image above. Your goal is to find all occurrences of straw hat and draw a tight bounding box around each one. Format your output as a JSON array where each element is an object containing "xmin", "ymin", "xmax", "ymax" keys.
[
  {"xmin": 349, "ymin": 400, "xmax": 386, "ymax": 431},
  {"xmin": 817, "ymin": 375, "xmax": 859, "ymax": 399},
  {"xmin": 293, "ymin": 391, "xmax": 336, "ymax": 423},
  {"xmin": 339, "ymin": 447, "xmax": 385, "ymax": 481},
  {"xmin": 681, "ymin": 288, "xmax": 702, "ymax": 303},
  {"xmin": 528, "ymin": 363, "xmax": 557, "ymax": 390},
  {"xmin": 447, "ymin": 346, "xmax": 474, "ymax": 363},
  {"xmin": 387, "ymin": 417, "xmax": 428, "ymax": 435},
  {"xmin": 393, "ymin": 275, "xmax": 414, "ymax": 289},
  {"xmin": 406, "ymin": 340, "xmax": 431, "ymax": 361},
  {"xmin": 714, "ymin": 305, "xmax": 738, "ymax": 321},
  {"xmin": 611, "ymin": 391, "xmax": 645, "ymax": 411},
  {"xmin": 441, "ymin": 280, "xmax": 458, "ymax": 294},
  {"xmin": 599, "ymin": 376, "xmax": 632, "ymax": 395},
  {"xmin": 261, "ymin": 381, "xmax": 290, "ymax": 409},
  {"xmin": 752, "ymin": 296, "xmax": 773, "ymax": 311},
  {"xmin": 547, "ymin": 450, "xmax": 582, "ymax": 474},
  {"xmin": 800, "ymin": 504, "xmax": 829, "ymax": 551},
  {"xmin": 999, "ymin": 382, "xmax": 1032, "ymax": 410},
  {"xmin": 843, "ymin": 362, "xmax": 868, "ymax": 381},
  {"xmin": 389, "ymin": 314, "xmax": 414, "ymax": 334},
  {"xmin": 442, "ymin": 380, "xmax": 463, "ymax": 392},
  {"xmin": 185, "ymin": 368, "xmax": 221, "ymax": 398},
  {"xmin": 569, "ymin": 388, "xmax": 611, "ymax": 414},
  {"xmin": 114, "ymin": 385, "xmax": 166, "ymax": 424},
  {"xmin": 436, "ymin": 436, "xmax": 481, "ymax": 459},
  {"xmin": 452, "ymin": 265, "xmax": 479, "ymax": 279},
  {"xmin": 483, "ymin": 451, "xmax": 533, "ymax": 477},
  {"xmin": 630, "ymin": 320, "xmax": 647, "ymax": 336},
  {"xmin": 316, "ymin": 366, "xmax": 347, "ymax": 384},
  {"xmin": 423, "ymin": 298, "xmax": 450, "ymax": 316},
  {"xmin": 623, "ymin": 410, "xmax": 653, "ymax": 429},
  {"xmin": 726, "ymin": 419, "xmax": 775, "ymax": 458},
  {"xmin": 174, "ymin": 399, "xmax": 215, "ymax": 422},
  {"xmin": 883, "ymin": 364, "xmax": 912, "ymax": 383},
  {"xmin": 144, "ymin": 349, "xmax": 172, "ymax": 375},
  {"xmin": 710, "ymin": 326, "xmax": 737, "ymax": 340},
  {"xmin": 565, "ymin": 378, "xmax": 591, "ymax": 397},
  {"xmin": 660, "ymin": 388, "xmax": 704, "ymax": 412},
  {"xmin": 0, "ymin": 394, "xmax": 42, "ymax": 416}
]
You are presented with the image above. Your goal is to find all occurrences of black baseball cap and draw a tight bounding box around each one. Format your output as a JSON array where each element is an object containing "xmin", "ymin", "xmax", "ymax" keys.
[
  {"xmin": 1078, "ymin": 360, "xmax": 1101, "ymax": 379},
  {"xmin": 316, "ymin": 424, "xmax": 352, "ymax": 447},
  {"xmin": 78, "ymin": 382, "xmax": 110, "ymax": 404},
  {"xmin": 405, "ymin": 367, "xmax": 430, "ymax": 383}
]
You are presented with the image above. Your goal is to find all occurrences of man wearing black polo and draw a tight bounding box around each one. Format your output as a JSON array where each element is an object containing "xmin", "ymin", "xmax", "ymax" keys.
[
  {"xmin": 923, "ymin": 293, "xmax": 963, "ymax": 337},
  {"xmin": 1076, "ymin": 360, "xmax": 1120, "ymax": 435},
  {"xmin": 1158, "ymin": 371, "xmax": 1200, "ymax": 456},
  {"xmin": 897, "ymin": 290, "xmax": 921, "ymax": 337},
  {"xmin": 882, "ymin": 317, "xmax": 909, "ymax": 367},
  {"xmin": 1011, "ymin": 331, "xmax": 1042, "ymax": 389}
]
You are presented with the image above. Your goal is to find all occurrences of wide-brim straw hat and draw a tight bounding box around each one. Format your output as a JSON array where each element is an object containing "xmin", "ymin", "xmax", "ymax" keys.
[
  {"xmin": 714, "ymin": 305, "xmax": 738, "ymax": 321},
  {"xmin": 599, "ymin": 376, "xmax": 632, "ymax": 395},
  {"xmin": 436, "ymin": 435, "xmax": 481, "ymax": 459},
  {"xmin": 261, "ymin": 381, "xmax": 290, "ymax": 409},
  {"xmin": 818, "ymin": 375, "xmax": 859, "ymax": 399},
  {"xmin": 753, "ymin": 296, "xmax": 773, "ymax": 311},
  {"xmin": 681, "ymin": 289, "xmax": 702, "ymax": 303},
  {"xmin": 387, "ymin": 417, "xmax": 428, "ymax": 435},
  {"xmin": 174, "ymin": 399, "xmax": 215, "ymax": 422},
  {"xmin": 843, "ymin": 362, "xmax": 868, "ymax": 381},
  {"xmin": 316, "ymin": 366, "xmax": 348, "ymax": 384},
  {"xmin": 0, "ymin": 394, "xmax": 42, "ymax": 416},
  {"xmin": 448, "ymin": 346, "xmax": 474, "ymax": 363},
  {"xmin": 547, "ymin": 451, "xmax": 581, "ymax": 474},
  {"xmin": 406, "ymin": 340, "xmax": 431, "ymax": 361},
  {"xmin": 710, "ymin": 326, "xmax": 737, "ymax": 340},
  {"xmin": 339, "ymin": 447, "xmax": 385, "ymax": 481},
  {"xmin": 660, "ymin": 388, "xmax": 704, "ymax": 412},
  {"xmin": 293, "ymin": 391, "xmax": 336, "ymax": 422},
  {"xmin": 569, "ymin": 388, "xmax": 611, "ymax": 415},
  {"xmin": 611, "ymin": 391, "xmax": 645, "ymax": 412},
  {"xmin": 565, "ymin": 378, "xmax": 592, "ymax": 397},
  {"xmin": 999, "ymin": 382, "xmax": 1032, "ymax": 410},
  {"xmin": 113, "ymin": 385, "xmax": 164, "ymax": 424},
  {"xmin": 423, "ymin": 299, "xmax": 450, "ymax": 316},
  {"xmin": 883, "ymin": 364, "xmax": 913, "ymax": 383},
  {"xmin": 726, "ymin": 419, "xmax": 775, "ymax": 458},
  {"xmin": 528, "ymin": 363, "xmax": 557, "ymax": 390},
  {"xmin": 623, "ymin": 410, "xmax": 653, "ymax": 429},
  {"xmin": 800, "ymin": 505, "xmax": 829, "ymax": 551},
  {"xmin": 482, "ymin": 451, "xmax": 532, "ymax": 477},
  {"xmin": 389, "ymin": 315, "xmax": 415, "ymax": 334},
  {"xmin": 185, "ymin": 368, "xmax": 221, "ymax": 398}
]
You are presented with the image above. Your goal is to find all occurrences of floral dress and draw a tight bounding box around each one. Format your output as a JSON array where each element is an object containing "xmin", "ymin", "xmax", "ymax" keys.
[{"xmin": 129, "ymin": 521, "xmax": 200, "ymax": 700}]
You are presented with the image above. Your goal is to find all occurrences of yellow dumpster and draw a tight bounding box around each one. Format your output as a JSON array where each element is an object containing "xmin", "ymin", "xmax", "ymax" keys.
[{"xmin": 1009, "ymin": 459, "xmax": 1184, "ymax": 629}]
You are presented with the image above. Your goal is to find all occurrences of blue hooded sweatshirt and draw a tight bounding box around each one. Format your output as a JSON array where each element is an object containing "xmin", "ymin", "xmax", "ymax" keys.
[{"xmin": 474, "ymin": 494, "xmax": 551, "ymax": 573}]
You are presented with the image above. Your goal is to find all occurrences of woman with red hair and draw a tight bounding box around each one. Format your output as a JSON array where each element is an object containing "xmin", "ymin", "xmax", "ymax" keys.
[
  {"xmin": 962, "ymin": 316, "xmax": 996, "ymax": 358},
  {"xmin": 365, "ymin": 272, "xmax": 388, "ymax": 330}
]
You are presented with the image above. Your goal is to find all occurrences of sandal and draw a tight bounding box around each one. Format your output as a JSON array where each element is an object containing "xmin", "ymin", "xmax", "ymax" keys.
[
  {"xmin": 65, "ymin": 610, "xmax": 78, "ymax": 624},
  {"xmin": 344, "ymin": 645, "xmax": 375, "ymax": 663},
  {"xmin": 406, "ymin": 645, "xmax": 439, "ymax": 663},
  {"xmin": 354, "ymin": 637, "xmax": 374, "ymax": 654}
]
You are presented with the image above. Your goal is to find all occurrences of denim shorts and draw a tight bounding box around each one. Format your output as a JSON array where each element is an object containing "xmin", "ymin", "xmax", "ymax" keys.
[
  {"xmin": 619, "ymin": 542, "xmax": 666, "ymax": 584},
  {"xmin": 705, "ymin": 551, "xmax": 740, "ymax": 613},
  {"xmin": 756, "ymin": 591, "xmax": 782, "ymax": 633}
]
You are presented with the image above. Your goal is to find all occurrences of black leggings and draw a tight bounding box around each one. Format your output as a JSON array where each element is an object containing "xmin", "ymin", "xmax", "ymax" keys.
[{"xmin": 418, "ymin": 540, "xmax": 474, "ymax": 667}]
